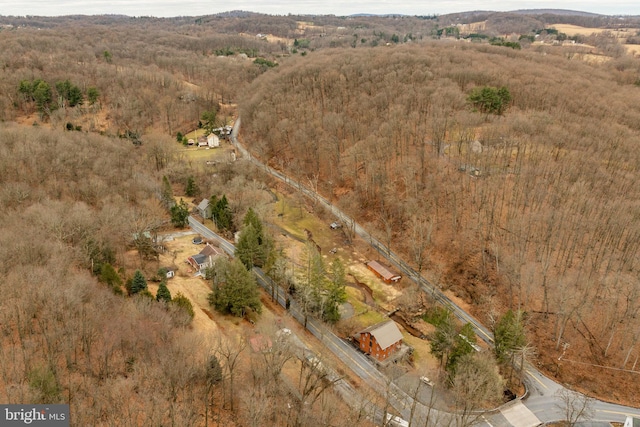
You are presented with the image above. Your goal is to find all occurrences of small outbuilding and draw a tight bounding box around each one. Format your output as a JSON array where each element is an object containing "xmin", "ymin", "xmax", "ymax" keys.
[{"xmin": 366, "ymin": 260, "xmax": 401, "ymax": 283}]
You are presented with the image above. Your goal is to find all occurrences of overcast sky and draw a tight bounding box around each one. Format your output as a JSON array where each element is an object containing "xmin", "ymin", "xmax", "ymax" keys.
[{"xmin": 1, "ymin": 0, "xmax": 639, "ymax": 18}]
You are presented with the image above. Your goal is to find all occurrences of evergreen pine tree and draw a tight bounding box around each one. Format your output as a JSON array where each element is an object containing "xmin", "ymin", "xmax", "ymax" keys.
[
  {"xmin": 130, "ymin": 270, "xmax": 148, "ymax": 295},
  {"xmin": 494, "ymin": 309, "xmax": 526, "ymax": 364},
  {"xmin": 208, "ymin": 258, "xmax": 261, "ymax": 317},
  {"xmin": 170, "ymin": 198, "xmax": 189, "ymax": 227},
  {"xmin": 185, "ymin": 176, "xmax": 199, "ymax": 197},
  {"xmin": 235, "ymin": 224, "xmax": 262, "ymax": 269},
  {"xmin": 243, "ymin": 208, "xmax": 263, "ymax": 241},
  {"xmin": 156, "ymin": 280, "xmax": 172, "ymax": 303},
  {"xmin": 171, "ymin": 292, "xmax": 195, "ymax": 320},
  {"xmin": 211, "ymin": 195, "xmax": 234, "ymax": 232},
  {"xmin": 206, "ymin": 355, "xmax": 223, "ymax": 385},
  {"xmin": 324, "ymin": 259, "xmax": 348, "ymax": 323}
]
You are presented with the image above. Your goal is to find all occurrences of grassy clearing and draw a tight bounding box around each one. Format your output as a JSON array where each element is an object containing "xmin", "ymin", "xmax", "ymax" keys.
[
  {"xmin": 344, "ymin": 287, "xmax": 373, "ymax": 320},
  {"xmin": 351, "ymin": 306, "xmax": 386, "ymax": 328},
  {"xmin": 550, "ymin": 24, "xmax": 639, "ymax": 37},
  {"xmin": 626, "ymin": 44, "xmax": 640, "ymax": 55},
  {"xmin": 180, "ymin": 147, "xmax": 217, "ymax": 160},
  {"xmin": 177, "ymin": 144, "xmax": 235, "ymax": 173},
  {"xmin": 273, "ymin": 194, "xmax": 329, "ymax": 241},
  {"xmin": 184, "ymin": 128, "xmax": 208, "ymax": 141}
]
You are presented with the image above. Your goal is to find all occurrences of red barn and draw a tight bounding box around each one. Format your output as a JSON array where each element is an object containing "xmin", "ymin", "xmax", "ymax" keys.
[
  {"xmin": 357, "ymin": 320, "xmax": 403, "ymax": 361},
  {"xmin": 366, "ymin": 260, "xmax": 401, "ymax": 283}
]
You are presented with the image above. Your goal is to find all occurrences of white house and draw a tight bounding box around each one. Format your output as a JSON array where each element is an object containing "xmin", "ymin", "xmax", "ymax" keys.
[
  {"xmin": 625, "ymin": 416, "xmax": 640, "ymax": 427},
  {"xmin": 207, "ymin": 133, "xmax": 220, "ymax": 148}
]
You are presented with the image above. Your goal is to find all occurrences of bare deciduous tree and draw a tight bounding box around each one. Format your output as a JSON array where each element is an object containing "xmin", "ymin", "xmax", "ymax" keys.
[{"xmin": 555, "ymin": 388, "xmax": 595, "ymax": 427}]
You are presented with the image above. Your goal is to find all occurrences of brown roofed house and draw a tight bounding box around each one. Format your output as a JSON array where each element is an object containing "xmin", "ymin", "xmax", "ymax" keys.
[
  {"xmin": 186, "ymin": 243, "xmax": 225, "ymax": 273},
  {"xmin": 200, "ymin": 243, "xmax": 225, "ymax": 258}
]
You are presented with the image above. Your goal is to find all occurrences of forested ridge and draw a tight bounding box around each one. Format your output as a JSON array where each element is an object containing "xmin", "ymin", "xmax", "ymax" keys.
[
  {"xmin": 0, "ymin": 124, "xmax": 210, "ymax": 423},
  {"xmin": 2, "ymin": 11, "xmax": 640, "ymax": 421},
  {"xmin": 0, "ymin": 17, "xmax": 381, "ymax": 425},
  {"xmin": 240, "ymin": 43, "xmax": 640, "ymax": 402},
  {"xmin": 0, "ymin": 18, "xmax": 258, "ymax": 425}
]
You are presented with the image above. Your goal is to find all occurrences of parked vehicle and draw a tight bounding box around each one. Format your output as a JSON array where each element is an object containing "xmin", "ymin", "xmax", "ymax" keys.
[
  {"xmin": 386, "ymin": 413, "xmax": 409, "ymax": 427},
  {"xmin": 420, "ymin": 376, "xmax": 434, "ymax": 386}
]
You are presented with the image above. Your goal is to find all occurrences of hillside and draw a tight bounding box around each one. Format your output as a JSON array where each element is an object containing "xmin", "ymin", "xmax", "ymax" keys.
[
  {"xmin": 239, "ymin": 43, "xmax": 640, "ymax": 404},
  {"xmin": 1, "ymin": 11, "xmax": 640, "ymax": 421}
]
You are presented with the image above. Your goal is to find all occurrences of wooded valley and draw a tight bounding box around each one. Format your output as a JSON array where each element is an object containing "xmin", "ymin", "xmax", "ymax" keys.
[
  {"xmin": 240, "ymin": 40, "xmax": 640, "ymax": 403},
  {"xmin": 1, "ymin": 9, "xmax": 640, "ymax": 424}
]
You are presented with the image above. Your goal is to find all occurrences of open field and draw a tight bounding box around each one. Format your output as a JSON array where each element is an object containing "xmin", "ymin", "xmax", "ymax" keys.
[
  {"xmin": 626, "ymin": 44, "xmax": 640, "ymax": 55},
  {"xmin": 551, "ymin": 24, "xmax": 639, "ymax": 37}
]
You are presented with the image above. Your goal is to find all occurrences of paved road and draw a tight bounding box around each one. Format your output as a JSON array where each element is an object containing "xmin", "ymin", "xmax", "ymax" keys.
[
  {"xmin": 228, "ymin": 118, "xmax": 640, "ymax": 426},
  {"xmin": 189, "ymin": 217, "xmax": 466, "ymax": 425}
]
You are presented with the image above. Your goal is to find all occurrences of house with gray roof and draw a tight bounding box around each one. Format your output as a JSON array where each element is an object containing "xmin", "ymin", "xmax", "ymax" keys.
[
  {"xmin": 197, "ymin": 198, "xmax": 211, "ymax": 219},
  {"xmin": 356, "ymin": 320, "xmax": 403, "ymax": 361}
]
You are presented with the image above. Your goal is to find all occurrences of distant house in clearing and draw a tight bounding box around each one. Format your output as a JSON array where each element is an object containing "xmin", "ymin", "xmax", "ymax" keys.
[
  {"xmin": 187, "ymin": 243, "xmax": 226, "ymax": 273},
  {"xmin": 356, "ymin": 320, "xmax": 403, "ymax": 361},
  {"xmin": 197, "ymin": 198, "xmax": 211, "ymax": 219},
  {"xmin": 625, "ymin": 416, "xmax": 640, "ymax": 427},
  {"xmin": 366, "ymin": 260, "xmax": 401, "ymax": 283},
  {"xmin": 197, "ymin": 136, "xmax": 208, "ymax": 147}
]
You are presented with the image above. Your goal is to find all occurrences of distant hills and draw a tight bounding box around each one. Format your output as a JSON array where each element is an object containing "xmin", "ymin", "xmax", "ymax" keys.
[{"xmin": 510, "ymin": 9, "xmax": 603, "ymax": 16}]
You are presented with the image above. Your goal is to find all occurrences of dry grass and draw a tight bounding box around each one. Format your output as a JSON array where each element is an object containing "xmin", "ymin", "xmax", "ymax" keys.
[
  {"xmin": 625, "ymin": 44, "xmax": 640, "ymax": 56},
  {"xmin": 550, "ymin": 24, "xmax": 640, "ymax": 38}
]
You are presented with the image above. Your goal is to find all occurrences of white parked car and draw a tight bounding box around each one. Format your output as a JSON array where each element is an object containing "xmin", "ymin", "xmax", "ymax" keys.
[
  {"xmin": 420, "ymin": 376, "xmax": 434, "ymax": 386},
  {"xmin": 386, "ymin": 414, "xmax": 409, "ymax": 427}
]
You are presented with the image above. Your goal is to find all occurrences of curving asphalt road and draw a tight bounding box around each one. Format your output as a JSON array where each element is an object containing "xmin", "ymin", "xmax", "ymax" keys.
[
  {"xmin": 189, "ymin": 217, "xmax": 455, "ymax": 425},
  {"xmin": 221, "ymin": 118, "xmax": 640, "ymax": 426}
]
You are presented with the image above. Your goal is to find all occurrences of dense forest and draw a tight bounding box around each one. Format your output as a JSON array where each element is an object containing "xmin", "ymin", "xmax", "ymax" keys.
[
  {"xmin": 239, "ymin": 43, "xmax": 640, "ymax": 401},
  {"xmin": 2, "ymin": 9, "xmax": 640, "ymax": 423}
]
